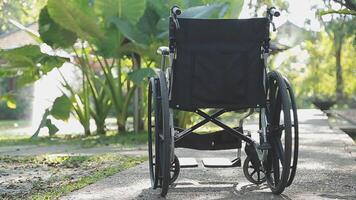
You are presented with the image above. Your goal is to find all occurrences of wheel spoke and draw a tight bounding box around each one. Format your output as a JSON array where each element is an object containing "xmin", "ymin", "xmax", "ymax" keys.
[
  {"xmin": 251, "ymin": 169, "xmax": 257, "ymax": 176},
  {"xmin": 275, "ymin": 138, "xmax": 285, "ymax": 165}
]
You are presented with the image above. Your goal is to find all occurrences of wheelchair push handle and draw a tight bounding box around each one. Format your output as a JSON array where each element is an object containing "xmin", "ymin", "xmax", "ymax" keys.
[
  {"xmin": 267, "ymin": 7, "xmax": 280, "ymax": 17},
  {"xmin": 171, "ymin": 6, "xmax": 182, "ymax": 16},
  {"xmin": 267, "ymin": 7, "xmax": 280, "ymax": 32}
]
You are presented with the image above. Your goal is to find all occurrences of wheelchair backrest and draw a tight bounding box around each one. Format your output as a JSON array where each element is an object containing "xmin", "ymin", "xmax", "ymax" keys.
[{"xmin": 170, "ymin": 18, "xmax": 269, "ymax": 111}]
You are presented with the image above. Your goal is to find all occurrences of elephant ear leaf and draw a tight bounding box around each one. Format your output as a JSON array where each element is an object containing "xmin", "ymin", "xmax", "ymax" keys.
[
  {"xmin": 110, "ymin": 17, "xmax": 150, "ymax": 48},
  {"xmin": 94, "ymin": 0, "xmax": 147, "ymax": 24},
  {"xmin": 46, "ymin": 0, "xmax": 104, "ymax": 41},
  {"xmin": 50, "ymin": 95, "xmax": 72, "ymax": 121},
  {"xmin": 0, "ymin": 45, "xmax": 69, "ymax": 86},
  {"xmin": 39, "ymin": 6, "xmax": 77, "ymax": 48},
  {"xmin": 127, "ymin": 68, "xmax": 155, "ymax": 85},
  {"xmin": 179, "ymin": 4, "xmax": 224, "ymax": 18}
]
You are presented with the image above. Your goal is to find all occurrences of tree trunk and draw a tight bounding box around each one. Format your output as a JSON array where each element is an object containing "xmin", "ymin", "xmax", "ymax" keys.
[
  {"xmin": 117, "ymin": 116, "xmax": 126, "ymax": 133},
  {"xmin": 8, "ymin": 78, "xmax": 16, "ymax": 91},
  {"xmin": 96, "ymin": 122, "xmax": 106, "ymax": 135},
  {"xmin": 335, "ymin": 41, "xmax": 344, "ymax": 101},
  {"xmin": 84, "ymin": 129, "xmax": 91, "ymax": 136},
  {"xmin": 132, "ymin": 53, "xmax": 144, "ymax": 132}
]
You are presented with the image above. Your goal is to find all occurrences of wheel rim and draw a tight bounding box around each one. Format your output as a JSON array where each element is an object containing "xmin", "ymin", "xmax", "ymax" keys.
[
  {"xmin": 265, "ymin": 72, "xmax": 292, "ymax": 194},
  {"xmin": 157, "ymin": 72, "xmax": 172, "ymax": 197},
  {"xmin": 148, "ymin": 79, "xmax": 160, "ymax": 188},
  {"xmin": 284, "ymin": 79, "xmax": 299, "ymax": 187},
  {"xmin": 243, "ymin": 156, "xmax": 266, "ymax": 185}
]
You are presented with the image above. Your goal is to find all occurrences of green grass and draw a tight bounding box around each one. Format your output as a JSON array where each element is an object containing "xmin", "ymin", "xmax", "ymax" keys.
[
  {"xmin": 0, "ymin": 120, "xmax": 30, "ymax": 130},
  {"xmin": 0, "ymin": 131, "xmax": 148, "ymax": 148},
  {"xmin": 0, "ymin": 153, "xmax": 126, "ymax": 167},
  {"xmin": 28, "ymin": 155, "xmax": 146, "ymax": 200}
]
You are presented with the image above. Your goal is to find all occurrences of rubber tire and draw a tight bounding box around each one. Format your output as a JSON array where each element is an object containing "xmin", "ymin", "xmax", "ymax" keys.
[
  {"xmin": 157, "ymin": 71, "xmax": 172, "ymax": 197},
  {"xmin": 284, "ymin": 78, "xmax": 299, "ymax": 187},
  {"xmin": 265, "ymin": 71, "xmax": 292, "ymax": 194},
  {"xmin": 243, "ymin": 156, "xmax": 266, "ymax": 185},
  {"xmin": 148, "ymin": 78, "xmax": 160, "ymax": 189}
]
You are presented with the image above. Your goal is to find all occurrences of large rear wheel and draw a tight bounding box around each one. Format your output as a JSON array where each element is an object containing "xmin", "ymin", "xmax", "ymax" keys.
[
  {"xmin": 147, "ymin": 72, "xmax": 174, "ymax": 197},
  {"xmin": 264, "ymin": 71, "xmax": 292, "ymax": 194},
  {"xmin": 284, "ymin": 78, "xmax": 299, "ymax": 187},
  {"xmin": 148, "ymin": 78, "xmax": 160, "ymax": 189}
]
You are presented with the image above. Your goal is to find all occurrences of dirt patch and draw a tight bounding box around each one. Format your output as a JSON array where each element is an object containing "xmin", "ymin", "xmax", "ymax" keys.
[{"xmin": 0, "ymin": 153, "xmax": 145, "ymax": 199}]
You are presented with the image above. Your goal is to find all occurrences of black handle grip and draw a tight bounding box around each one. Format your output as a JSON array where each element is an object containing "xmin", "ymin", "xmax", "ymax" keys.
[
  {"xmin": 269, "ymin": 7, "xmax": 280, "ymax": 17},
  {"xmin": 171, "ymin": 6, "xmax": 181, "ymax": 15}
]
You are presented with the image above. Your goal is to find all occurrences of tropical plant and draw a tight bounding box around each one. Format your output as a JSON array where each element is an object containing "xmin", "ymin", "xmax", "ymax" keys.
[
  {"xmin": 1, "ymin": 0, "xmax": 247, "ymax": 136},
  {"xmin": 0, "ymin": 45, "xmax": 69, "ymax": 134},
  {"xmin": 37, "ymin": 0, "xmax": 154, "ymax": 133}
]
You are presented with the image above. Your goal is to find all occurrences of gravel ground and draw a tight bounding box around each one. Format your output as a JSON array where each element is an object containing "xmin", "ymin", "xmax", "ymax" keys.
[{"xmin": 62, "ymin": 109, "xmax": 356, "ymax": 200}]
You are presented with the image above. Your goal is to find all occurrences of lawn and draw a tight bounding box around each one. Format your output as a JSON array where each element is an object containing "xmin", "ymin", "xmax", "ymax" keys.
[
  {"xmin": 0, "ymin": 131, "xmax": 148, "ymax": 199},
  {"xmin": 0, "ymin": 120, "xmax": 30, "ymax": 130},
  {"xmin": 0, "ymin": 131, "xmax": 148, "ymax": 148}
]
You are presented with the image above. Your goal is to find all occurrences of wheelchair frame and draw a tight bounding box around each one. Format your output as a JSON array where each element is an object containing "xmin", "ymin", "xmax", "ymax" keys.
[{"xmin": 148, "ymin": 6, "xmax": 299, "ymax": 197}]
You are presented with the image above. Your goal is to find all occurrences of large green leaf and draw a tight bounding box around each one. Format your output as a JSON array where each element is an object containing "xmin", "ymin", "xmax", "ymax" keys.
[
  {"xmin": 94, "ymin": 0, "xmax": 147, "ymax": 24},
  {"xmin": 0, "ymin": 45, "xmax": 40, "ymax": 68},
  {"xmin": 155, "ymin": 4, "xmax": 228, "ymax": 39},
  {"xmin": 39, "ymin": 6, "xmax": 77, "ymax": 48},
  {"xmin": 0, "ymin": 45, "xmax": 69, "ymax": 85},
  {"xmin": 110, "ymin": 17, "xmax": 150, "ymax": 47},
  {"xmin": 47, "ymin": 0, "xmax": 104, "ymax": 41},
  {"xmin": 137, "ymin": 3, "xmax": 161, "ymax": 37},
  {"xmin": 180, "ymin": 4, "xmax": 225, "ymax": 18},
  {"xmin": 50, "ymin": 95, "xmax": 72, "ymax": 121},
  {"xmin": 94, "ymin": 26, "xmax": 123, "ymax": 58},
  {"xmin": 127, "ymin": 68, "xmax": 155, "ymax": 85},
  {"xmin": 0, "ymin": 45, "xmax": 68, "ymax": 69},
  {"xmin": 221, "ymin": 0, "xmax": 244, "ymax": 18}
]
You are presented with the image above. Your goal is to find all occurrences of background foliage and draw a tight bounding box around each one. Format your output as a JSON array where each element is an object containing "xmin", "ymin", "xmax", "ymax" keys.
[{"xmin": 0, "ymin": 0, "xmax": 355, "ymax": 136}]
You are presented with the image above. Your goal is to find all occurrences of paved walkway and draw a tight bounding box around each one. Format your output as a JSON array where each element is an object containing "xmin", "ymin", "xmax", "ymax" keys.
[{"xmin": 62, "ymin": 109, "xmax": 356, "ymax": 200}]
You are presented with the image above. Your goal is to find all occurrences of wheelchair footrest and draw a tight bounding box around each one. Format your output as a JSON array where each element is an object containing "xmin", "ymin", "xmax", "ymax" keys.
[
  {"xmin": 178, "ymin": 157, "xmax": 198, "ymax": 168},
  {"xmin": 202, "ymin": 157, "xmax": 241, "ymax": 168}
]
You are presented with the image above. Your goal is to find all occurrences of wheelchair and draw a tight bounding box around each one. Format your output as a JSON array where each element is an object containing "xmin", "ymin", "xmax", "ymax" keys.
[{"xmin": 147, "ymin": 6, "xmax": 299, "ymax": 197}]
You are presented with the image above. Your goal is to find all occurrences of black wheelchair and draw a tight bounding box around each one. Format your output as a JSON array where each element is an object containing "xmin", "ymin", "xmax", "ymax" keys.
[{"xmin": 147, "ymin": 6, "xmax": 299, "ymax": 197}]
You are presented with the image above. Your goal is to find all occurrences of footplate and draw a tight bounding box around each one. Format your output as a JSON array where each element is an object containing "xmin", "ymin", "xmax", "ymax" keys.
[
  {"xmin": 202, "ymin": 157, "xmax": 241, "ymax": 168},
  {"xmin": 178, "ymin": 157, "xmax": 198, "ymax": 168}
]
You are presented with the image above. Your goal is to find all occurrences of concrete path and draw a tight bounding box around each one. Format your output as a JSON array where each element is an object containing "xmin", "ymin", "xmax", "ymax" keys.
[{"xmin": 62, "ymin": 109, "xmax": 356, "ymax": 200}]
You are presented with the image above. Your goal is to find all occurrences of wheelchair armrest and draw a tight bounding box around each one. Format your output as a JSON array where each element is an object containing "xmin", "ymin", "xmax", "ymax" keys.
[{"xmin": 157, "ymin": 46, "xmax": 170, "ymax": 56}]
